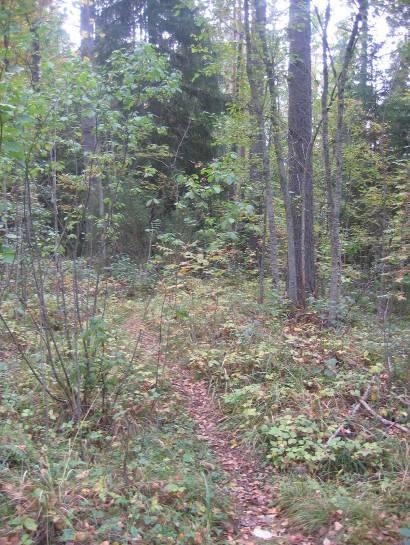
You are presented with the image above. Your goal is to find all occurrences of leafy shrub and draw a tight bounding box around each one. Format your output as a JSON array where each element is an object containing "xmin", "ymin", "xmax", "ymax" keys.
[
  {"xmin": 322, "ymin": 437, "xmax": 385, "ymax": 476},
  {"xmin": 262, "ymin": 415, "xmax": 386, "ymax": 474},
  {"xmin": 261, "ymin": 414, "xmax": 326, "ymax": 468},
  {"xmin": 112, "ymin": 254, "xmax": 157, "ymax": 293}
]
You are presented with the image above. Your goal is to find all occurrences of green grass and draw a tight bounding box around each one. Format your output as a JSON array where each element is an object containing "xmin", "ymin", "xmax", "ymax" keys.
[
  {"xmin": 277, "ymin": 476, "xmax": 404, "ymax": 544},
  {"xmin": 0, "ymin": 289, "xmax": 232, "ymax": 545},
  {"xmin": 153, "ymin": 275, "xmax": 409, "ymax": 544}
]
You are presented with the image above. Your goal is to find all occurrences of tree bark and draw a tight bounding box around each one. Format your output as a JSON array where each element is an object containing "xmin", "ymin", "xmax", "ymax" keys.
[
  {"xmin": 254, "ymin": 0, "xmax": 298, "ymax": 303},
  {"xmin": 30, "ymin": 21, "xmax": 40, "ymax": 89},
  {"xmin": 244, "ymin": 0, "xmax": 279, "ymax": 289},
  {"xmin": 328, "ymin": 10, "xmax": 361, "ymax": 324},
  {"xmin": 359, "ymin": 0, "xmax": 369, "ymax": 109},
  {"xmin": 1, "ymin": 0, "xmax": 10, "ymax": 76},
  {"xmin": 320, "ymin": 2, "xmax": 332, "ymax": 251},
  {"xmin": 287, "ymin": 0, "xmax": 314, "ymax": 305},
  {"xmin": 80, "ymin": 0, "xmax": 104, "ymax": 256}
]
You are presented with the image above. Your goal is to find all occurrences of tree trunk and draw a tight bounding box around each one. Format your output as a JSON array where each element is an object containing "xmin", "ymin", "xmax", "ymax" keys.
[
  {"xmin": 328, "ymin": 10, "xmax": 361, "ymax": 324},
  {"xmin": 320, "ymin": 2, "xmax": 332, "ymax": 254},
  {"xmin": 1, "ymin": 0, "xmax": 10, "ymax": 75},
  {"xmin": 80, "ymin": 0, "xmax": 104, "ymax": 256},
  {"xmin": 244, "ymin": 0, "xmax": 279, "ymax": 289},
  {"xmin": 359, "ymin": 0, "xmax": 369, "ymax": 109},
  {"xmin": 288, "ymin": 0, "xmax": 314, "ymax": 305},
  {"xmin": 254, "ymin": 0, "xmax": 297, "ymax": 303},
  {"xmin": 30, "ymin": 21, "xmax": 40, "ymax": 88}
]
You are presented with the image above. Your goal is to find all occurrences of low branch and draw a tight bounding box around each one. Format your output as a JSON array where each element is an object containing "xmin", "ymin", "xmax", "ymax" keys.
[
  {"xmin": 397, "ymin": 395, "xmax": 410, "ymax": 408},
  {"xmin": 359, "ymin": 400, "xmax": 409, "ymax": 434},
  {"xmin": 0, "ymin": 312, "xmax": 66, "ymax": 404},
  {"xmin": 327, "ymin": 378, "xmax": 374, "ymax": 444}
]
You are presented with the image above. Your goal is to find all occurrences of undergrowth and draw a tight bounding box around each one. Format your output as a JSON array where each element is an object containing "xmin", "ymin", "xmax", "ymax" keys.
[
  {"xmin": 147, "ymin": 266, "xmax": 409, "ymax": 545},
  {"xmin": 0, "ymin": 278, "xmax": 230, "ymax": 545},
  {"xmin": 1, "ymin": 253, "xmax": 409, "ymax": 545}
]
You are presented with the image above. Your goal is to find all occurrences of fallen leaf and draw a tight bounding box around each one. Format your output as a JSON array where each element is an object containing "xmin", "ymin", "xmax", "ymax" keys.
[
  {"xmin": 76, "ymin": 470, "xmax": 90, "ymax": 480},
  {"xmin": 252, "ymin": 527, "xmax": 274, "ymax": 540},
  {"xmin": 74, "ymin": 532, "xmax": 88, "ymax": 542},
  {"xmin": 289, "ymin": 534, "xmax": 305, "ymax": 543}
]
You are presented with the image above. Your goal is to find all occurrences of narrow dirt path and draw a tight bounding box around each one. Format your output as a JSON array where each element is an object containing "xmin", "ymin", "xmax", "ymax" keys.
[{"xmin": 124, "ymin": 317, "xmax": 313, "ymax": 545}]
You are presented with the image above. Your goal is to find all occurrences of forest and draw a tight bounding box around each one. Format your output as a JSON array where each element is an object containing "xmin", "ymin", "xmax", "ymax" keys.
[{"xmin": 0, "ymin": 0, "xmax": 409, "ymax": 544}]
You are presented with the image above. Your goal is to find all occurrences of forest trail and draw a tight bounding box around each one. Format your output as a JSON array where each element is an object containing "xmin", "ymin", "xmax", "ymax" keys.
[{"xmin": 124, "ymin": 315, "xmax": 313, "ymax": 545}]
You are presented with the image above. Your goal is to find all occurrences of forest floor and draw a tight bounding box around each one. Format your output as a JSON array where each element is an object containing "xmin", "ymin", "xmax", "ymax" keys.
[
  {"xmin": 1, "ymin": 270, "xmax": 408, "ymax": 545},
  {"xmin": 123, "ymin": 315, "xmax": 313, "ymax": 545},
  {"xmin": 120, "ymin": 273, "xmax": 408, "ymax": 545}
]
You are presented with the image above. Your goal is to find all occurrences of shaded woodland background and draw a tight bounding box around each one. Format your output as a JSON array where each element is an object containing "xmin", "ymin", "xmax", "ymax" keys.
[{"xmin": 0, "ymin": 0, "xmax": 409, "ymax": 544}]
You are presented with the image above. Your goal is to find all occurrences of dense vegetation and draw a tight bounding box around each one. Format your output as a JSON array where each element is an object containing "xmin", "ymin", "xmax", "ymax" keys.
[{"xmin": 0, "ymin": 0, "xmax": 408, "ymax": 544}]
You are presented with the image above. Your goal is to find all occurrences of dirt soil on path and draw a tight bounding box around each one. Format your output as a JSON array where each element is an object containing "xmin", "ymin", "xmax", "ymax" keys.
[{"xmin": 124, "ymin": 316, "xmax": 313, "ymax": 545}]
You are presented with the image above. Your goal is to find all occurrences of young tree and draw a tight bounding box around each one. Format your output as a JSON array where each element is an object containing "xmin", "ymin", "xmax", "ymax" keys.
[
  {"xmin": 80, "ymin": 0, "xmax": 104, "ymax": 255},
  {"xmin": 328, "ymin": 8, "xmax": 362, "ymax": 323}
]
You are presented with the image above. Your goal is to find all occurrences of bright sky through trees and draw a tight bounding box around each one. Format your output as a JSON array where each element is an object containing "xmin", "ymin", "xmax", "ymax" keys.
[{"xmin": 61, "ymin": 0, "xmax": 397, "ymax": 72}]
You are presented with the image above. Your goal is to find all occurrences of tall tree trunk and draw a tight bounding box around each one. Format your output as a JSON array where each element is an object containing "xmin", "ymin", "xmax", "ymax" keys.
[
  {"xmin": 359, "ymin": 0, "xmax": 369, "ymax": 109},
  {"xmin": 288, "ymin": 0, "xmax": 314, "ymax": 305},
  {"xmin": 80, "ymin": 0, "xmax": 104, "ymax": 256},
  {"xmin": 1, "ymin": 0, "xmax": 10, "ymax": 76},
  {"xmin": 244, "ymin": 0, "xmax": 279, "ymax": 289},
  {"xmin": 329, "ymin": 10, "xmax": 362, "ymax": 324},
  {"xmin": 320, "ymin": 2, "xmax": 332, "ymax": 246},
  {"xmin": 254, "ymin": 0, "xmax": 297, "ymax": 303},
  {"xmin": 30, "ymin": 20, "xmax": 40, "ymax": 89},
  {"xmin": 232, "ymin": 0, "xmax": 243, "ymax": 98}
]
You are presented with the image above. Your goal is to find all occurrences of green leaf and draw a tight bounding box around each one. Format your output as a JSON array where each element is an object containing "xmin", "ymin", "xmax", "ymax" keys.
[
  {"xmin": 324, "ymin": 358, "xmax": 337, "ymax": 368},
  {"xmin": 23, "ymin": 517, "xmax": 37, "ymax": 531},
  {"xmin": 60, "ymin": 528, "xmax": 75, "ymax": 541},
  {"xmin": 0, "ymin": 245, "xmax": 15, "ymax": 263},
  {"xmin": 164, "ymin": 483, "xmax": 185, "ymax": 493},
  {"xmin": 3, "ymin": 141, "xmax": 24, "ymax": 159}
]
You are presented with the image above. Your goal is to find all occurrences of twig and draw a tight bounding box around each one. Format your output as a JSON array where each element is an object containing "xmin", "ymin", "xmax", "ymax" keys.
[
  {"xmin": 0, "ymin": 312, "xmax": 65, "ymax": 404},
  {"xmin": 172, "ymin": 118, "xmax": 192, "ymax": 171},
  {"xmin": 359, "ymin": 400, "xmax": 409, "ymax": 434},
  {"xmin": 397, "ymin": 395, "xmax": 410, "ymax": 408},
  {"xmin": 327, "ymin": 378, "xmax": 375, "ymax": 444}
]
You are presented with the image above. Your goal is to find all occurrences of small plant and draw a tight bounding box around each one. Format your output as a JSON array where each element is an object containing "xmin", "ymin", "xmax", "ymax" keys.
[
  {"xmin": 261, "ymin": 414, "xmax": 326, "ymax": 469},
  {"xmin": 112, "ymin": 254, "xmax": 139, "ymax": 284},
  {"xmin": 112, "ymin": 254, "xmax": 157, "ymax": 294},
  {"xmin": 322, "ymin": 436, "xmax": 385, "ymax": 476}
]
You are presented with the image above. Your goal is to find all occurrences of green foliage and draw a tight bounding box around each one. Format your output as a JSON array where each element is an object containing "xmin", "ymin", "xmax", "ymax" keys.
[
  {"xmin": 261, "ymin": 414, "xmax": 326, "ymax": 468},
  {"xmin": 0, "ymin": 416, "xmax": 229, "ymax": 544},
  {"xmin": 278, "ymin": 477, "xmax": 402, "ymax": 543},
  {"xmin": 158, "ymin": 275, "xmax": 408, "ymax": 542},
  {"xmin": 111, "ymin": 255, "xmax": 158, "ymax": 294},
  {"xmin": 0, "ymin": 2, "xmax": 408, "ymax": 545},
  {"xmin": 0, "ymin": 291, "xmax": 230, "ymax": 544}
]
